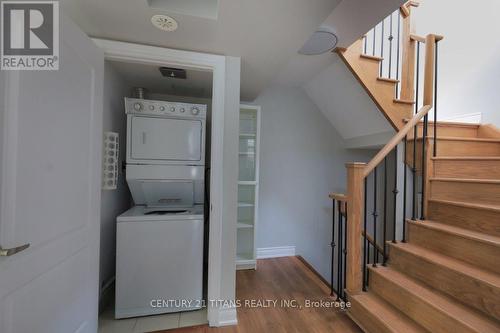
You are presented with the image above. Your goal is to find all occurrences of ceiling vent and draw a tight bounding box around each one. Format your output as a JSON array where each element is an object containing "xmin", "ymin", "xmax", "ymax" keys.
[
  {"xmin": 299, "ymin": 27, "xmax": 338, "ymax": 55},
  {"xmin": 147, "ymin": 0, "xmax": 219, "ymax": 20},
  {"xmin": 151, "ymin": 15, "xmax": 178, "ymax": 32},
  {"xmin": 159, "ymin": 67, "xmax": 187, "ymax": 79}
]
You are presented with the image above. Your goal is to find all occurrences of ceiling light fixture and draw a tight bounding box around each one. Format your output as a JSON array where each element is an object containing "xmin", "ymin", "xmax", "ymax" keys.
[{"xmin": 151, "ymin": 14, "xmax": 178, "ymax": 32}]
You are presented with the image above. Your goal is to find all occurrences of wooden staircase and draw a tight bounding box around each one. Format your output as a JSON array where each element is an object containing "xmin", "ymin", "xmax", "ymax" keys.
[
  {"xmin": 328, "ymin": 2, "xmax": 500, "ymax": 332},
  {"xmin": 347, "ymin": 122, "xmax": 500, "ymax": 332}
]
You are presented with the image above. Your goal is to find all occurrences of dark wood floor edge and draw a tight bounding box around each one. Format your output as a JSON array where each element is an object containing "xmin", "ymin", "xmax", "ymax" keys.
[{"xmin": 295, "ymin": 255, "xmax": 332, "ymax": 291}]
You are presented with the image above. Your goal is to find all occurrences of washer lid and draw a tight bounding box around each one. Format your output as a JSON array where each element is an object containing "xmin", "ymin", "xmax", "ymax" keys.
[{"xmin": 117, "ymin": 205, "xmax": 203, "ymax": 222}]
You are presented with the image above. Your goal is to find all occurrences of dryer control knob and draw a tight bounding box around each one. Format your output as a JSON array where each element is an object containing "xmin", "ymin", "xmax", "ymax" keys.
[
  {"xmin": 170, "ymin": 106, "xmax": 176, "ymax": 112},
  {"xmin": 149, "ymin": 105, "xmax": 155, "ymax": 111},
  {"xmin": 191, "ymin": 107, "xmax": 200, "ymax": 115},
  {"xmin": 180, "ymin": 108, "xmax": 186, "ymax": 113},
  {"xmin": 159, "ymin": 106, "xmax": 165, "ymax": 112},
  {"xmin": 133, "ymin": 102, "xmax": 143, "ymax": 111}
]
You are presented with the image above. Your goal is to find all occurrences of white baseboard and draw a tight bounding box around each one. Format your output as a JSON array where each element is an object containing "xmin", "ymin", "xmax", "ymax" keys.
[
  {"xmin": 256, "ymin": 246, "xmax": 296, "ymax": 259},
  {"xmin": 208, "ymin": 305, "xmax": 238, "ymax": 327}
]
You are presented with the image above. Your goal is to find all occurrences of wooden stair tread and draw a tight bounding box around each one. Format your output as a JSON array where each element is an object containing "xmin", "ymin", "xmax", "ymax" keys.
[
  {"xmin": 369, "ymin": 266, "xmax": 500, "ymax": 333},
  {"xmin": 428, "ymin": 198, "xmax": 500, "ymax": 212},
  {"xmin": 403, "ymin": 119, "xmax": 480, "ymax": 128},
  {"xmin": 372, "ymin": 266, "xmax": 500, "ymax": 331},
  {"xmin": 350, "ymin": 292, "xmax": 428, "ymax": 333},
  {"xmin": 430, "ymin": 177, "xmax": 500, "ymax": 184},
  {"xmin": 377, "ymin": 77, "xmax": 399, "ymax": 84},
  {"xmin": 360, "ymin": 54, "xmax": 383, "ymax": 61},
  {"xmin": 432, "ymin": 156, "xmax": 500, "ymax": 160},
  {"xmin": 394, "ymin": 98, "xmax": 415, "ymax": 105},
  {"xmin": 389, "ymin": 242, "xmax": 500, "ymax": 288},
  {"xmin": 408, "ymin": 220, "xmax": 500, "ymax": 247},
  {"xmin": 409, "ymin": 136, "xmax": 500, "ymax": 142}
]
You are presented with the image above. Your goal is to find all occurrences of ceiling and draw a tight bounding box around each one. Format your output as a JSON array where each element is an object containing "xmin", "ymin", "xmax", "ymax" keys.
[
  {"xmin": 61, "ymin": 0, "xmax": 341, "ymax": 101},
  {"xmin": 109, "ymin": 60, "xmax": 213, "ymax": 98},
  {"xmin": 275, "ymin": 0, "xmax": 405, "ymax": 87}
]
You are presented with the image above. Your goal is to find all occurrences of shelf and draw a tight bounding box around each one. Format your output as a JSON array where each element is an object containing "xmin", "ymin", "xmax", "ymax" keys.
[
  {"xmin": 238, "ymin": 181, "xmax": 257, "ymax": 185},
  {"xmin": 238, "ymin": 202, "xmax": 254, "ymax": 208},
  {"xmin": 237, "ymin": 222, "xmax": 254, "ymax": 229},
  {"xmin": 240, "ymin": 133, "xmax": 256, "ymax": 138}
]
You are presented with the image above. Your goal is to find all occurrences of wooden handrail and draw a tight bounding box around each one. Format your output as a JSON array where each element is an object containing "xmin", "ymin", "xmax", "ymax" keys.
[
  {"xmin": 363, "ymin": 105, "xmax": 432, "ymax": 178},
  {"xmin": 410, "ymin": 34, "xmax": 426, "ymax": 43},
  {"xmin": 362, "ymin": 230, "xmax": 386, "ymax": 258},
  {"xmin": 329, "ymin": 193, "xmax": 347, "ymax": 202},
  {"xmin": 411, "ymin": 33, "xmax": 444, "ymax": 43}
]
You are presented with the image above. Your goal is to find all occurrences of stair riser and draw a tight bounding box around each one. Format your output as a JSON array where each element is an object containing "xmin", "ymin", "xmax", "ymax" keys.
[
  {"xmin": 436, "ymin": 140, "xmax": 500, "ymax": 156},
  {"xmin": 430, "ymin": 180, "xmax": 500, "ymax": 206},
  {"xmin": 428, "ymin": 201, "xmax": 500, "ymax": 237},
  {"xmin": 388, "ymin": 244, "xmax": 500, "ymax": 320},
  {"xmin": 408, "ymin": 125, "xmax": 478, "ymax": 139},
  {"xmin": 433, "ymin": 159, "xmax": 500, "ymax": 179},
  {"xmin": 348, "ymin": 297, "xmax": 394, "ymax": 333},
  {"xmin": 369, "ymin": 268, "xmax": 479, "ymax": 333},
  {"xmin": 408, "ymin": 222, "xmax": 500, "ymax": 275}
]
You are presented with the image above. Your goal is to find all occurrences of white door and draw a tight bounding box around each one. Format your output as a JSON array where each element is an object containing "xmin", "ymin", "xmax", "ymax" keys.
[{"xmin": 0, "ymin": 14, "xmax": 103, "ymax": 333}]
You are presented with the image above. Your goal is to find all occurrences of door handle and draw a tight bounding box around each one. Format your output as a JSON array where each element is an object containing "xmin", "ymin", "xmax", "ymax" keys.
[{"xmin": 0, "ymin": 243, "xmax": 30, "ymax": 257}]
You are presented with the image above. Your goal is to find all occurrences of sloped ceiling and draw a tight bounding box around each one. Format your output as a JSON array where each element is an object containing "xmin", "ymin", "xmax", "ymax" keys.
[
  {"xmin": 61, "ymin": 0, "xmax": 341, "ymax": 101},
  {"xmin": 303, "ymin": 54, "xmax": 393, "ymax": 141}
]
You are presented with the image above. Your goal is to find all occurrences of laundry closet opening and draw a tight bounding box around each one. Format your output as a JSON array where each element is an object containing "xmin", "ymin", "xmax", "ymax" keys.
[{"xmin": 99, "ymin": 59, "xmax": 213, "ymax": 326}]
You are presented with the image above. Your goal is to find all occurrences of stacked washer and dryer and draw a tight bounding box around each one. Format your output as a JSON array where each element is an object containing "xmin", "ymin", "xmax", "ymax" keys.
[{"xmin": 115, "ymin": 97, "xmax": 207, "ymax": 319}]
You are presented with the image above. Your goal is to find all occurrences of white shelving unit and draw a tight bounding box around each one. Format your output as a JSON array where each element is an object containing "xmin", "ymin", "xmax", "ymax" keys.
[{"xmin": 236, "ymin": 104, "xmax": 261, "ymax": 270}]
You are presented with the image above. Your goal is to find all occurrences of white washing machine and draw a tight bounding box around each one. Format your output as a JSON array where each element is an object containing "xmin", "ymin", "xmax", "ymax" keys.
[
  {"xmin": 115, "ymin": 205, "xmax": 204, "ymax": 319},
  {"xmin": 115, "ymin": 98, "xmax": 208, "ymax": 319}
]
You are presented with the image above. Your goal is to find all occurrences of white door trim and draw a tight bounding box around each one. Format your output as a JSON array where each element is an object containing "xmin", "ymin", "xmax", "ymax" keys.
[{"xmin": 91, "ymin": 38, "xmax": 232, "ymax": 327}]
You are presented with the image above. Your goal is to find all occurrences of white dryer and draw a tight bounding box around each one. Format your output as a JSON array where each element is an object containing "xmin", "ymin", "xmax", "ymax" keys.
[{"xmin": 125, "ymin": 98, "xmax": 207, "ymax": 166}]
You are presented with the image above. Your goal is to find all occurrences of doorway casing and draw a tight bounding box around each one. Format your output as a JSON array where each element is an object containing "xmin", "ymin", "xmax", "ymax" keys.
[{"xmin": 92, "ymin": 38, "xmax": 238, "ymax": 327}]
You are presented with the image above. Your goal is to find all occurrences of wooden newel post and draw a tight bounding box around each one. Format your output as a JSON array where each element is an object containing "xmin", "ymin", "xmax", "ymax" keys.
[
  {"xmin": 345, "ymin": 162, "xmax": 366, "ymax": 294},
  {"xmin": 423, "ymin": 34, "xmax": 437, "ymax": 107}
]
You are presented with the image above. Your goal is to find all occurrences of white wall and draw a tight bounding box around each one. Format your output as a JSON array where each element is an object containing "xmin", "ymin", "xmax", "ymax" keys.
[
  {"xmin": 413, "ymin": 0, "xmax": 500, "ymax": 125},
  {"xmin": 99, "ymin": 63, "xmax": 132, "ymax": 299},
  {"xmin": 252, "ymin": 85, "xmax": 375, "ymax": 281}
]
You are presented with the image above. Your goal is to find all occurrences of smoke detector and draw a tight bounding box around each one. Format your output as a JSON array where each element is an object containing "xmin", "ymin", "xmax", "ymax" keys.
[{"xmin": 151, "ymin": 15, "xmax": 178, "ymax": 32}]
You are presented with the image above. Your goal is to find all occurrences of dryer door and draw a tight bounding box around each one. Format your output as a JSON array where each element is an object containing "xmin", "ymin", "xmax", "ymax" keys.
[{"xmin": 128, "ymin": 115, "xmax": 205, "ymax": 165}]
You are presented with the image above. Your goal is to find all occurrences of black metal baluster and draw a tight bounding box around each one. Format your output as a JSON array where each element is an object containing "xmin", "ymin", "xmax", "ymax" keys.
[
  {"xmin": 433, "ymin": 42, "xmax": 439, "ymax": 157},
  {"xmin": 396, "ymin": 11, "xmax": 401, "ymax": 98},
  {"xmin": 392, "ymin": 145, "xmax": 399, "ymax": 243},
  {"xmin": 421, "ymin": 114, "xmax": 428, "ymax": 220},
  {"xmin": 380, "ymin": 19, "xmax": 385, "ymax": 76},
  {"xmin": 402, "ymin": 136, "xmax": 408, "ymax": 242},
  {"xmin": 337, "ymin": 201, "xmax": 342, "ymax": 301},
  {"xmin": 363, "ymin": 178, "xmax": 368, "ymax": 291},
  {"xmin": 330, "ymin": 199, "xmax": 336, "ymax": 296},
  {"xmin": 343, "ymin": 205, "xmax": 347, "ymax": 300},
  {"xmin": 382, "ymin": 157, "xmax": 388, "ymax": 266},
  {"xmin": 372, "ymin": 167, "xmax": 378, "ymax": 267},
  {"xmin": 388, "ymin": 13, "xmax": 394, "ymax": 79},
  {"xmin": 412, "ymin": 42, "xmax": 421, "ymax": 220}
]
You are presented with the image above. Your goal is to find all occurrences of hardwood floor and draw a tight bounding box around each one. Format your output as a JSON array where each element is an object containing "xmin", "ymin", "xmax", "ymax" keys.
[{"xmin": 156, "ymin": 257, "xmax": 361, "ymax": 333}]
